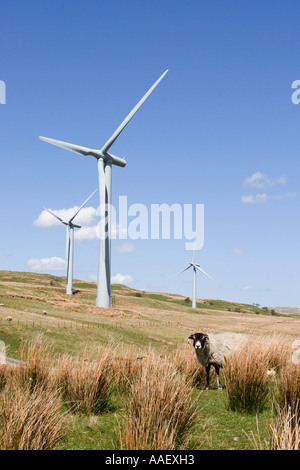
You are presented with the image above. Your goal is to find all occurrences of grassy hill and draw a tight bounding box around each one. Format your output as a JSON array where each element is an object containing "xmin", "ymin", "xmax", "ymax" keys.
[
  {"xmin": 275, "ymin": 306, "xmax": 300, "ymax": 315},
  {"xmin": 0, "ymin": 270, "xmax": 299, "ymax": 451},
  {"xmin": 0, "ymin": 270, "xmax": 299, "ymax": 359}
]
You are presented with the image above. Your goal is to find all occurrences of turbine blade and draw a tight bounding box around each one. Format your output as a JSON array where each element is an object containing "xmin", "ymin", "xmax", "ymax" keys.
[
  {"xmin": 101, "ymin": 70, "xmax": 168, "ymax": 154},
  {"xmin": 172, "ymin": 265, "xmax": 191, "ymax": 279},
  {"xmin": 68, "ymin": 189, "xmax": 97, "ymax": 223},
  {"xmin": 194, "ymin": 264, "xmax": 213, "ymax": 280},
  {"xmin": 39, "ymin": 136, "xmax": 93, "ymax": 157},
  {"xmin": 44, "ymin": 208, "xmax": 64, "ymax": 223},
  {"xmin": 192, "ymin": 247, "xmax": 195, "ymax": 264}
]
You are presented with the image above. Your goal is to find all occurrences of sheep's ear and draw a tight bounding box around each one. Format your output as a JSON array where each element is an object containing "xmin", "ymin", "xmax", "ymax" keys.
[{"xmin": 188, "ymin": 334, "xmax": 195, "ymax": 340}]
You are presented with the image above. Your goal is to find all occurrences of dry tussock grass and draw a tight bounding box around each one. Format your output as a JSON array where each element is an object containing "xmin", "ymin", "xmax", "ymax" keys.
[
  {"xmin": 271, "ymin": 405, "xmax": 300, "ymax": 450},
  {"xmin": 109, "ymin": 347, "xmax": 143, "ymax": 393},
  {"xmin": 53, "ymin": 346, "xmax": 114, "ymax": 415},
  {"xmin": 247, "ymin": 406, "xmax": 300, "ymax": 451},
  {"xmin": 16, "ymin": 334, "xmax": 53, "ymax": 391},
  {"xmin": 121, "ymin": 352, "xmax": 198, "ymax": 450},
  {"xmin": 172, "ymin": 343, "xmax": 206, "ymax": 388},
  {"xmin": 223, "ymin": 336, "xmax": 289, "ymax": 413},
  {"xmin": 277, "ymin": 361, "xmax": 300, "ymax": 421},
  {"xmin": 0, "ymin": 377, "xmax": 65, "ymax": 450}
]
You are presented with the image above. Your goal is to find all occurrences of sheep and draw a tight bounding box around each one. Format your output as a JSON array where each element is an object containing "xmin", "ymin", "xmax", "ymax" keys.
[
  {"xmin": 6, "ymin": 316, "xmax": 12, "ymax": 323},
  {"xmin": 188, "ymin": 331, "xmax": 246, "ymax": 390}
]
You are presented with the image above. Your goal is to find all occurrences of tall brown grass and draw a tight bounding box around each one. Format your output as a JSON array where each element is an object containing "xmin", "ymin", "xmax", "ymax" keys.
[
  {"xmin": 0, "ymin": 377, "xmax": 65, "ymax": 450},
  {"xmin": 224, "ymin": 339, "xmax": 278, "ymax": 413},
  {"xmin": 270, "ymin": 405, "xmax": 300, "ymax": 450},
  {"xmin": 276, "ymin": 360, "xmax": 300, "ymax": 422},
  {"xmin": 54, "ymin": 347, "xmax": 114, "ymax": 415},
  {"xmin": 121, "ymin": 352, "xmax": 198, "ymax": 450},
  {"xmin": 247, "ymin": 407, "xmax": 300, "ymax": 450},
  {"xmin": 172, "ymin": 344, "xmax": 206, "ymax": 388},
  {"xmin": 17, "ymin": 334, "xmax": 53, "ymax": 391},
  {"xmin": 109, "ymin": 347, "xmax": 143, "ymax": 393},
  {"xmin": 0, "ymin": 365, "xmax": 8, "ymax": 392}
]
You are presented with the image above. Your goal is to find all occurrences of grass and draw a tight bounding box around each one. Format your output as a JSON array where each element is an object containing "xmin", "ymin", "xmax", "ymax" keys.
[
  {"xmin": 0, "ymin": 270, "xmax": 299, "ymax": 450},
  {"xmin": 0, "ymin": 377, "xmax": 65, "ymax": 450},
  {"xmin": 0, "ymin": 332, "xmax": 294, "ymax": 451},
  {"xmin": 121, "ymin": 352, "xmax": 198, "ymax": 450},
  {"xmin": 54, "ymin": 348, "xmax": 114, "ymax": 415},
  {"xmin": 277, "ymin": 361, "xmax": 300, "ymax": 420},
  {"xmin": 224, "ymin": 341, "xmax": 272, "ymax": 413}
]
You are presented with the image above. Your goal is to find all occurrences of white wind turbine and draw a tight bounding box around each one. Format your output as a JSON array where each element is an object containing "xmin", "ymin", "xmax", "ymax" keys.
[
  {"xmin": 44, "ymin": 189, "xmax": 97, "ymax": 295},
  {"xmin": 174, "ymin": 249, "xmax": 213, "ymax": 308},
  {"xmin": 39, "ymin": 70, "xmax": 168, "ymax": 307}
]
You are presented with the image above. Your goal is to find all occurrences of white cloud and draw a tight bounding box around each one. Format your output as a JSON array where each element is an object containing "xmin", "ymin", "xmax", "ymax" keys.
[
  {"xmin": 88, "ymin": 274, "xmax": 97, "ymax": 282},
  {"xmin": 231, "ymin": 248, "xmax": 245, "ymax": 256},
  {"xmin": 244, "ymin": 172, "xmax": 287, "ymax": 188},
  {"xmin": 111, "ymin": 224, "xmax": 128, "ymax": 238},
  {"xmin": 116, "ymin": 243, "xmax": 136, "ymax": 254},
  {"xmin": 111, "ymin": 273, "xmax": 134, "ymax": 284},
  {"xmin": 241, "ymin": 193, "xmax": 268, "ymax": 204},
  {"xmin": 255, "ymin": 193, "xmax": 268, "ymax": 203},
  {"xmin": 286, "ymin": 192, "xmax": 297, "ymax": 200},
  {"xmin": 27, "ymin": 256, "xmax": 65, "ymax": 271},
  {"xmin": 241, "ymin": 195, "xmax": 256, "ymax": 204},
  {"xmin": 242, "ymin": 285, "xmax": 253, "ymax": 291},
  {"xmin": 34, "ymin": 207, "xmax": 128, "ymax": 244},
  {"xmin": 74, "ymin": 223, "xmax": 128, "ymax": 243},
  {"xmin": 34, "ymin": 206, "xmax": 97, "ymax": 228},
  {"xmin": 75, "ymin": 224, "xmax": 100, "ymax": 242},
  {"xmin": 242, "ymin": 191, "xmax": 296, "ymax": 204}
]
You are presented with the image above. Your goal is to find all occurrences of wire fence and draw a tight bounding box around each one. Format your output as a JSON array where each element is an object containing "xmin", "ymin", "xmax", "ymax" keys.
[{"xmin": 0, "ymin": 316, "xmax": 181, "ymax": 331}]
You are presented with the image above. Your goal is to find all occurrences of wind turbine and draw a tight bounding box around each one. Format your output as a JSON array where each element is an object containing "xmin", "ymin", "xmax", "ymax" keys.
[
  {"xmin": 174, "ymin": 249, "xmax": 213, "ymax": 308},
  {"xmin": 39, "ymin": 70, "xmax": 168, "ymax": 307},
  {"xmin": 44, "ymin": 189, "xmax": 97, "ymax": 295}
]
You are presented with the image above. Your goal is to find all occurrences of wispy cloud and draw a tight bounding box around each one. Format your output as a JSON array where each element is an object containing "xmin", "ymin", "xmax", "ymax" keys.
[
  {"xmin": 74, "ymin": 223, "xmax": 127, "ymax": 243},
  {"xmin": 242, "ymin": 285, "xmax": 253, "ymax": 291},
  {"xmin": 231, "ymin": 248, "xmax": 245, "ymax": 256},
  {"xmin": 116, "ymin": 243, "xmax": 136, "ymax": 254},
  {"xmin": 242, "ymin": 171, "xmax": 290, "ymax": 204},
  {"xmin": 241, "ymin": 193, "xmax": 268, "ymax": 204},
  {"xmin": 111, "ymin": 273, "xmax": 134, "ymax": 284},
  {"xmin": 27, "ymin": 256, "xmax": 65, "ymax": 271},
  {"xmin": 34, "ymin": 206, "xmax": 97, "ymax": 228},
  {"xmin": 241, "ymin": 192, "xmax": 297, "ymax": 204},
  {"xmin": 286, "ymin": 192, "xmax": 297, "ymax": 200},
  {"xmin": 244, "ymin": 171, "xmax": 287, "ymax": 188}
]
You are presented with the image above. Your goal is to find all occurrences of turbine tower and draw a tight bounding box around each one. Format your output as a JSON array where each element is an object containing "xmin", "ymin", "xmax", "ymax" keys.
[
  {"xmin": 39, "ymin": 70, "xmax": 168, "ymax": 307},
  {"xmin": 174, "ymin": 250, "xmax": 213, "ymax": 308},
  {"xmin": 45, "ymin": 189, "xmax": 97, "ymax": 295}
]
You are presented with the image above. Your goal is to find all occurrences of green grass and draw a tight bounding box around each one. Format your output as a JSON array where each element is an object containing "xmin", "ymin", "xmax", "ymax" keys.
[
  {"xmin": 126, "ymin": 290, "xmax": 279, "ymax": 316},
  {"xmin": 191, "ymin": 390, "xmax": 271, "ymax": 450},
  {"xmin": 55, "ymin": 388, "xmax": 272, "ymax": 450},
  {"xmin": 0, "ymin": 270, "xmax": 296, "ymax": 450},
  {"xmin": 56, "ymin": 392, "xmax": 127, "ymax": 450}
]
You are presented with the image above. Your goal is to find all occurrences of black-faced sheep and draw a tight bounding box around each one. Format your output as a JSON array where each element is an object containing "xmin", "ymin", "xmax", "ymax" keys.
[{"xmin": 188, "ymin": 332, "xmax": 246, "ymax": 390}]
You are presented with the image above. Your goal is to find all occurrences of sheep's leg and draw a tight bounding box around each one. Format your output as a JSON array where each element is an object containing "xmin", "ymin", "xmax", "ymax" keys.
[
  {"xmin": 215, "ymin": 365, "xmax": 222, "ymax": 390},
  {"xmin": 205, "ymin": 365, "xmax": 210, "ymax": 390}
]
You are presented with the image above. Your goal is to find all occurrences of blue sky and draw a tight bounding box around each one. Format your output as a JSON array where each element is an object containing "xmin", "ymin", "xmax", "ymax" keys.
[{"xmin": 0, "ymin": 0, "xmax": 299, "ymax": 307}]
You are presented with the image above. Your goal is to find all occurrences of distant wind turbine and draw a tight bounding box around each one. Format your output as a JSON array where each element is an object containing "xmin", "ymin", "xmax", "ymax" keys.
[
  {"xmin": 45, "ymin": 189, "xmax": 97, "ymax": 295},
  {"xmin": 39, "ymin": 70, "xmax": 168, "ymax": 307},
  {"xmin": 174, "ymin": 249, "xmax": 213, "ymax": 308}
]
